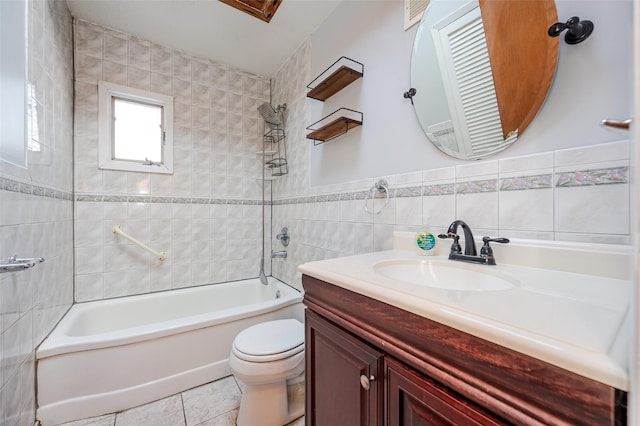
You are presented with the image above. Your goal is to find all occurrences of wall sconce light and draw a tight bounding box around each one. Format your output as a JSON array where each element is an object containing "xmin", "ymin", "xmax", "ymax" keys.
[{"xmin": 548, "ymin": 16, "xmax": 594, "ymax": 44}]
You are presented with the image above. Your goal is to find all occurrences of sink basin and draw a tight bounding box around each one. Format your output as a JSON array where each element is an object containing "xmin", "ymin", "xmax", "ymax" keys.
[{"xmin": 373, "ymin": 259, "xmax": 518, "ymax": 291}]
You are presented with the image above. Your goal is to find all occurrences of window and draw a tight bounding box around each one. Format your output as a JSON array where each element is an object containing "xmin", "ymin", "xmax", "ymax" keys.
[
  {"xmin": 0, "ymin": 0, "xmax": 27, "ymax": 167},
  {"xmin": 98, "ymin": 81, "xmax": 173, "ymax": 174}
]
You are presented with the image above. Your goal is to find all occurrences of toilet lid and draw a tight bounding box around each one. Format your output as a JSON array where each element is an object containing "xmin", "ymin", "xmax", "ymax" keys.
[{"xmin": 233, "ymin": 319, "xmax": 304, "ymax": 358}]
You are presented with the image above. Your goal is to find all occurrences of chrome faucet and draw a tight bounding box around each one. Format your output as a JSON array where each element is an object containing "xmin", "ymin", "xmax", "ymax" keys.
[
  {"xmin": 271, "ymin": 250, "xmax": 287, "ymax": 259},
  {"xmin": 438, "ymin": 220, "xmax": 509, "ymax": 265}
]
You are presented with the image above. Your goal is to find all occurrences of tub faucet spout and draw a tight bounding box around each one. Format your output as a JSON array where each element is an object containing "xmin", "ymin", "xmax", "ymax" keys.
[{"xmin": 271, "ymin": 250, "xmax": 287, "ymax": 259}]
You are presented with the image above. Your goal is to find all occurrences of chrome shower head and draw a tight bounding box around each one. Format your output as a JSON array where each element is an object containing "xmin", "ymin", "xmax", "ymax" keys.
[{"xmin": 257, "ymin": 102, "xmax": 281, "ymax": 127}]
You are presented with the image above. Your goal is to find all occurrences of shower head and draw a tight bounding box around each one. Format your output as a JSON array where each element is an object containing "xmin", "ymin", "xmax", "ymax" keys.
[{"xmin": 257, "ymin": 102, "xmax": 282, "ymax": 127}]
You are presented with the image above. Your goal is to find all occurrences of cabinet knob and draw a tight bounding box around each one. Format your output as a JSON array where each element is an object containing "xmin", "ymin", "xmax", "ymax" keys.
[{"xmin": 360, "ymin": 374, "xmax": 375, "ymax": 390}]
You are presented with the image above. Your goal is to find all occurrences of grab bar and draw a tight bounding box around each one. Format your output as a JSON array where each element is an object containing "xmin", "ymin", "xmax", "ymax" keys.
[
  {"xmin": 0, "ymin": 255, "xmax": 44, "ymax": 273},
  {"xmin": 112, "ymin": 225, "xmax": 167, "ymax": 261}
]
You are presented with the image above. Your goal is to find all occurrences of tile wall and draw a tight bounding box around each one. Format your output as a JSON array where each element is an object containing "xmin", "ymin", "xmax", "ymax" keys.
[
  {"xmin": 73, "ymin": 21, "xmax": 274, "ymax": 302},
  {"xmin": 0, "ymin": 0, "xmax": 75, "ymax": 423},
  {"xmin": 270, "ymin": 41, "xmax": 631, "ymax": 291}
]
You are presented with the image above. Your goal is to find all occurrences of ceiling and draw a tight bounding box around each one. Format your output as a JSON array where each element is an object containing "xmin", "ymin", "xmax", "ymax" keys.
[{"xmin": 65, "ymin": 0, "xmax": 343, "ymax": 77}]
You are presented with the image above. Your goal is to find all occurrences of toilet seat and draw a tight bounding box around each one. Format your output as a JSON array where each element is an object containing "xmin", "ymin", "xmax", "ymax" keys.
[{"xmin": 232, "ymin": 319, "xmax": 304, "ymax": 363}]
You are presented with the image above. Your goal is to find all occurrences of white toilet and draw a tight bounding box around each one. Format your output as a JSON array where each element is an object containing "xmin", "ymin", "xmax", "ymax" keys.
[{"xmin": 229, "ymin": 319, "xmax": 305, "ymax": 426}]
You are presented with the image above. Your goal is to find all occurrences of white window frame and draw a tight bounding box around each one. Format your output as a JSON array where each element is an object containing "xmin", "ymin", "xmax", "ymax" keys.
[{"xmin": 98, "ymin": 81, "xmax": 174, "ymax": 174}]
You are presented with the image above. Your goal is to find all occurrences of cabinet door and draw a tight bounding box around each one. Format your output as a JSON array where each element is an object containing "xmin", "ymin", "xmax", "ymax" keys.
[
  {"xmin": 386, "ymin": 359, "xmax": 505, "ymax": 426},
  {"xmin": 306, "ymin": 310, "xmax": 384, "ymax": 426}
]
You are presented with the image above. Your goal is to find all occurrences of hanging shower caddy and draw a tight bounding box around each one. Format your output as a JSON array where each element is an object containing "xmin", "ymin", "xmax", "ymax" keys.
[{"xmin": 257, "ymin": 103, "xmax": 288, "ymax": 178}]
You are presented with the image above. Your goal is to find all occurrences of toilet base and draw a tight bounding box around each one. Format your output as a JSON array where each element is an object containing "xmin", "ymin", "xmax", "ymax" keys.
[{"xmin": 236, "ymin": 376, "xmax": 305, "ymax": 426}]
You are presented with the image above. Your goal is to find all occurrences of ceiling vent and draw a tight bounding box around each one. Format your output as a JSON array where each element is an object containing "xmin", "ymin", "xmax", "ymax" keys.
[
  {"xmin": 218, "ymin": 0, "xmax": 283, "ymax": 23},
  {"xmin": 404, "ymin": 0, "xmax": 429, "ymax": 30}
]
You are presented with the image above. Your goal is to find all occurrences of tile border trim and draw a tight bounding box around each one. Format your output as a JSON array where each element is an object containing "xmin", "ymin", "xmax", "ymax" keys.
[
  {"xmin": 500, "ymin": 174, "xmax": 553, "ymax": 191},
  {"xmin": 1, "ymin": 177, "xmax": 73, "ymax": 200},
  {"xmin": 76, "ymin": 194, "xmax": 263, "ymax": 205},
  {"xmin": 556, "ymin": 167, "xmax": 628, "ymax": 188},
  {"xmin": 10, "ymin": 167, "xmax": 626, "ymax": 206}
]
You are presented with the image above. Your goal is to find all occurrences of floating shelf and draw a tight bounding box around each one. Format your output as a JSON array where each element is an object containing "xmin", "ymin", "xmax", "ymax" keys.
[
  {"xmin": 306, "ymin": 108, "xmax": 363, "ymax": 145},
  {"xmin": 307, "ymin": 57, "xmax": 364, "ymax": 102}
]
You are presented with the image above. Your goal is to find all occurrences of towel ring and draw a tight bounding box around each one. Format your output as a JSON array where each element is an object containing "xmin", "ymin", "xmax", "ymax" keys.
[{"xmin": 364, "ymin": 179, "xmax": 389, "ymax": 215}]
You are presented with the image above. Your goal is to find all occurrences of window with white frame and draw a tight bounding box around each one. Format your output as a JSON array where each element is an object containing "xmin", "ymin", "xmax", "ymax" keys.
[{"xmin": 98, "ymin": 81, "xmax": 173, "ymax": 174}]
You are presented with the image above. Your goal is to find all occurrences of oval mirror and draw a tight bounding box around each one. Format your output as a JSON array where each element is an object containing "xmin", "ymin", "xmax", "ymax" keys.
[{"xmin": 410, "ymin": 0, "xmax": 559, "ymax": 160}]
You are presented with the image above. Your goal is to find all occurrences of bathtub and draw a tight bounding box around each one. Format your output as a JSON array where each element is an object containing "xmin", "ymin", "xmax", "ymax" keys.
[{"xmin": 36, "ymin": 277, "xmax": 303, "ymax": 426}]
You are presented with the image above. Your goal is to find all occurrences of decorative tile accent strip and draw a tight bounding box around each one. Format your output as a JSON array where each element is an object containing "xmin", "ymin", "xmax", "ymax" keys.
[
  {"xmin": 8, "ymin": 165, "xmax": 624, "ymax": 207},
  {"xmin": 455, "ymin": 179, "xmax": 498, "ymax": 194},
  {"xmin": 396, "ymin": 186, "xmax": 422, "ymax": 198},
  {"xmin": 556, "ymin": 167, "xmax": 628, "ymax": 187},
  {"xmin": 423, "ymin": 183, "xmax": 455, "ymax": 196},
  {"xmin": 76, "ymin": 195, "xmax": 102, "ymax": 202},
  {"xmin": 19, "ymin": 183, "xmax": 33, "ymax": 194},
  {"xmin": 75, "ymin": 193, "xmax": 264, "ymax": 205},
  {"xmin": 500, "ymin": 174, "xmax": 553, "ymax": 191},
  {"xmin": 3, "ymin": 178, "xmax": 19, "ymax": 192},
  {"xmin": 339, "ymin": 192, "xmax": 354, "ymax": 201},
  {"xmin": 0, "ymin": 177, "xmax": 72, "ymax": 200},
  {"xmin": 354, "ymin": 191, "xmax": 368, "ymax": 201}
]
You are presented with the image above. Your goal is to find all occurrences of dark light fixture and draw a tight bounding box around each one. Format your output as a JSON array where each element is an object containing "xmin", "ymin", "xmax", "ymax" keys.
[{"xmin": 548, "ymin": 16, "xmax": 594, "ymax": 45}]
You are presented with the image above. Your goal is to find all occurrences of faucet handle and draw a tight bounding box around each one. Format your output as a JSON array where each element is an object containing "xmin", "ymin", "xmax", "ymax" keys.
[
  {"xmin": 438, "ymin": 233, "xmax": 462, "ymax": 254},
  {"xmin": 480, "ymin": 236, "xmax": 509, "ymax": 258},
  {"xmin": 482, "ymin": 237, "xmax": 509, "ymax": 244}
]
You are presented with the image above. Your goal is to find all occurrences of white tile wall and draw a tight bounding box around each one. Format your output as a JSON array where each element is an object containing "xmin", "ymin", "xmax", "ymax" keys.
[
  {"xmin": 73, "ymin": 21, "xmax": 273, "ymax": 301},
  {"xmin": 0, "ymin": 0, "xmax": 74, "ymax": 424},
  {"xmin": 269, "ymin": 40, "xmax": 632, "ymax": 291}
]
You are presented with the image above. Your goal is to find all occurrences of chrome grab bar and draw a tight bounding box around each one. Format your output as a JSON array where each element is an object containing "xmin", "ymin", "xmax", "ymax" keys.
[{"xmin": 0, "ymin": 255, "xmax": 45, "ymax": 273}]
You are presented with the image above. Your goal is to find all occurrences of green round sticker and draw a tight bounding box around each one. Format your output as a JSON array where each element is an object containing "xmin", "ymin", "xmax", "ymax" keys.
[{"xmin": 417, "ymin": 232, "xmax": 435, "ymax": 250}]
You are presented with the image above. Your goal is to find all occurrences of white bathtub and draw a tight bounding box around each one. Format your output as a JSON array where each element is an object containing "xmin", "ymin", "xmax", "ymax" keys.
[{"xmin": 36, "ymin": 277, "xmax": 303, "ymax": 426}]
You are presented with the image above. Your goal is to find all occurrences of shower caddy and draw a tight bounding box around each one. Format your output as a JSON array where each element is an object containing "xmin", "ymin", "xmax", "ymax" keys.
[
  {"xmin": 259, "ymin": 105, "xmax": 288, "ymax": 178},
  {"xmin": 306, "ymin": 56, "xmax": 364, "ymax": 145}
]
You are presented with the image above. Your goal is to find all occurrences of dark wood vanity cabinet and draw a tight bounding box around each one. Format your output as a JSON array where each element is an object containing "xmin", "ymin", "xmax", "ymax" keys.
[
  {"xmin": 305, "ymin": 309, "xmax": 383, "ymax": 426},
  {"xmin": 386, "ymin": 358, "xmax": 505, "ymax": 426},
  {"xmin": 302, "ymin": 274, "xmax": 627, "ymax": 426}
]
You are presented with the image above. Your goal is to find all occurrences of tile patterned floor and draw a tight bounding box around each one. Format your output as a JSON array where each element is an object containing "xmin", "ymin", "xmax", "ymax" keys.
[{"xmin": 57, "ymin": 376, "xmax": 304, "ymax": 426}]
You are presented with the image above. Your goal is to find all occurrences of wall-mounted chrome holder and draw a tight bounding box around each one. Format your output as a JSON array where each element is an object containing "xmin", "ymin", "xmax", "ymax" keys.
[
  {"xmin": 548, "ymin": 16, "xmax": 593, "ymax": 44},
  {"xmin": 0, "ymin": 255, "xmax": 44, "ymax": 273},
  {"xmin": 364, "ymin": 179, "xmax": 390, "ymax": 215}
]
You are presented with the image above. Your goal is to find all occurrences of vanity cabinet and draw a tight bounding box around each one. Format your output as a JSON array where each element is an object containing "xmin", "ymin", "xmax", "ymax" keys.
[
  {"xmin": 386, "ymin": 359, "xmax": 504, "ymax": 426},
  {"xmin": 306, "ymin": 310, "xmax": 383, "ymax": 425},
  {"xmin": 302, "ymin": 274, "xmax": 627, "ymax": 426}
]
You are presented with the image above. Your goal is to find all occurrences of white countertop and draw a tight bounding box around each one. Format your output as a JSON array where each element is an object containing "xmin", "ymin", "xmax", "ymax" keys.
[{"xmin": 298, "ymin": 241, "xmax": 633, "ymax": 390}]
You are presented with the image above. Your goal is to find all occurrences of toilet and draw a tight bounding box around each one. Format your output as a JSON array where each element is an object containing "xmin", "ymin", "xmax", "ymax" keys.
[{"xmin": 229, "ymin": 319, "xmax": 305, "ymax": 426}]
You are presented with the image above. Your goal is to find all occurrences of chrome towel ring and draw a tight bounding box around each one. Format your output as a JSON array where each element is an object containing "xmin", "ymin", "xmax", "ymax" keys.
[{"xmin": 364, "ymin": 179, "xmax": 390, "ymax": 215}]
